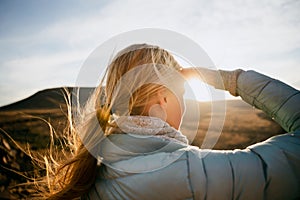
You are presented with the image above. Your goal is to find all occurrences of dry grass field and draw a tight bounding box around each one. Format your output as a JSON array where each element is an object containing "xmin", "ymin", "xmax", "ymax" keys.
[{"xmin": 182, "ymin": 100, "xmax": 283, "ymax": 150}]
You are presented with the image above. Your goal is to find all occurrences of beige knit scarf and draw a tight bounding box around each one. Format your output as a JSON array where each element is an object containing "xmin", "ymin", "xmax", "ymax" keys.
[{"xmin": 112, "ymin": 115, "xmax": 188, "ymax": 144}]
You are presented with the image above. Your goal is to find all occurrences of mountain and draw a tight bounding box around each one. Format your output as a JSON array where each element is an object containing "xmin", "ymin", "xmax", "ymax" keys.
[{"xmin": 0, "ymin": 87, "xmax": 95, "ymax": 111}]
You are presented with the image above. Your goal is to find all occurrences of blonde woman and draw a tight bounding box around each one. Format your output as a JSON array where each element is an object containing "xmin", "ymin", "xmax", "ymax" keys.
[{"xmin": 33, "ymin": 44, "xmax": 300, "ymax": 199}]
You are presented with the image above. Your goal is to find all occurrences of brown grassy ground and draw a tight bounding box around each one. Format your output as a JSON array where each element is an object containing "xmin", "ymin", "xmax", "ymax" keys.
[
  {"xmin": 0, "ymin": 108, "xmax": 68, "ymax": 199},
  {"xmin": 181, "ymin": 100, "xmax": 284, "ymax": 149}
]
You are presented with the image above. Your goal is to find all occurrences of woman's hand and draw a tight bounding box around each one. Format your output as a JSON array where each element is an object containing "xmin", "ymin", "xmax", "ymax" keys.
[
  {"xmin": 181, "ymin": 67, "xmax": 244, "ymax": 96},
  {"xmin": 180, "ymin": 67, "xmax": 222, "ymax": 88}
]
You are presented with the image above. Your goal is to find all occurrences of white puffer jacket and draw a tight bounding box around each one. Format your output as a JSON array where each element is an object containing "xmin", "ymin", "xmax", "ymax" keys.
[{"xmin": 84, "ymin": 70, "xmax": 300, "ymax": 200}]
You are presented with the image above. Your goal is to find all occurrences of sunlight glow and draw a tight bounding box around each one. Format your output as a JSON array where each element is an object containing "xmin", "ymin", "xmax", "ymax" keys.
[{"xmin": 184, "ymin": 78, "xmax": 212, "ymax": 102}]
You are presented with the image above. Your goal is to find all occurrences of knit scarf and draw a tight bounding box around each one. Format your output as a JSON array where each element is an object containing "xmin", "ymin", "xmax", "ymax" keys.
[{"xmin": 112, "ymin": 115, "xmax": 188, "ymax": 144}]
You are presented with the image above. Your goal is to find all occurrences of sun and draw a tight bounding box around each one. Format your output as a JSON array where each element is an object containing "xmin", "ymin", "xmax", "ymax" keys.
[
  {"xmin": 184, "ymin": 78, "xmax": 212, "ymax": 102},
  {"xmin": 172, "ymin": 55, "xmax": 214, "ymax": 102}
]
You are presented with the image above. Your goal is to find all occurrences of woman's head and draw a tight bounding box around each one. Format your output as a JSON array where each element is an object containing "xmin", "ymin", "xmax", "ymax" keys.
[{"xmin": 96, "ymin": 43, "xmax": 186, "ymax": 131}]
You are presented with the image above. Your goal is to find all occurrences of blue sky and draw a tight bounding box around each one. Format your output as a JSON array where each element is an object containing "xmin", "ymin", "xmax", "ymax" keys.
[{"xmin": 0, "ymin": 0, "xmax": 300, "ymax": 106}]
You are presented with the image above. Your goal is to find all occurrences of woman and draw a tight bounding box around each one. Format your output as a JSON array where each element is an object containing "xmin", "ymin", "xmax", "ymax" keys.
[{"xmin": 34, "ymin": 44, "xmax": 300, "ymax": 199}]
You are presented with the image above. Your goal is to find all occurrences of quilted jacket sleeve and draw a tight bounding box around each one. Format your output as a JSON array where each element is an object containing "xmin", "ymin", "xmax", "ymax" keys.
[
  {"xmin": 236, "ymin": 70, "xmax": 300, "ymax": 132},
  {"xmin": 189, "ymin": 70, "xmax": 300, "ymax": 200}
]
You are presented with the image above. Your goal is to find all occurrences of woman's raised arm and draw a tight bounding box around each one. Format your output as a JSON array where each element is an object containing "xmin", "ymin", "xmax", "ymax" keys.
[
  {"xmin": 236, "ymin": 70, "xmax": 300, "ymax": 132},
  {"xmin": 181, "ymin": 68, "xmax": 300, "ymax": 132}
]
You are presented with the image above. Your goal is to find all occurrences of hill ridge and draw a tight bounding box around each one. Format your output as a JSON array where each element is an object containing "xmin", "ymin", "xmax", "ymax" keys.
[{"xmin": 0, "ymin": 87, "xmax": 95, "ymax": 111}]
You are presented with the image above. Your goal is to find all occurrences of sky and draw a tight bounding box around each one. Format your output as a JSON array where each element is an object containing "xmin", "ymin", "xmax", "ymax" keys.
[{"xmin": 0, "ymin": 0, "xmax": 300, "ymax": 106}]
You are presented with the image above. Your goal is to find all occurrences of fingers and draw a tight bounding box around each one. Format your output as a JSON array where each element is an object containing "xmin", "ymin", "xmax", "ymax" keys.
[{"xmin": 180, "ymin": 67, "xmax": 197, "ymax": 79}]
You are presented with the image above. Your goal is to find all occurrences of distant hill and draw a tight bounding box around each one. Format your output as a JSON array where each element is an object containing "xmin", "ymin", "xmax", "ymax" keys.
[{"xmin": 0, "ymin": 87, "xmax": 95, "ymax": 111}]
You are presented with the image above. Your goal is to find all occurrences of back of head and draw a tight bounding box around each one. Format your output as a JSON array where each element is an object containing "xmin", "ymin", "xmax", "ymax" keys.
[{"xmin": 95, "ymin": 43, "xmax": 182, "ymax": 134}]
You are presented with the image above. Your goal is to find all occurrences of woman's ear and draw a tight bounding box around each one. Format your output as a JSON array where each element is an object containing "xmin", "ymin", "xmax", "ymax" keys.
[
  {"xmin": 157, "ymin": 90, "xmax": 168, "ymax": 105},
  {"xmin": 163, "ymin": 97, "xmax": 167, "ymax": 103},
  {"xmin": 148, "ymin": 104, "xmax": 167, "ymax": 121},
  {"xmin": 147, "ymin": 90, "xmax": 168, "ymax": 121}
]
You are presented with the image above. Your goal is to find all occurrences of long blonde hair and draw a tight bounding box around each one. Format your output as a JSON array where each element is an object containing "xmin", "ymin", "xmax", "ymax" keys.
[{"xmin": 31, "ymin": 44, "xmax": 182, "ymax": 199}]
